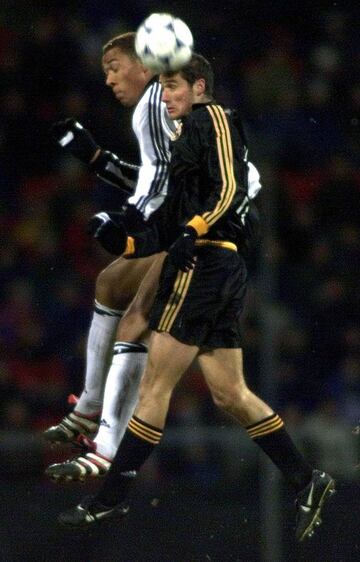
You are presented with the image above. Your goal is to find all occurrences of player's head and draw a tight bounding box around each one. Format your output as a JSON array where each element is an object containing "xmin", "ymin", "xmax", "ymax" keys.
[
  {"xmin": 160, "ymin": 53, "xmax": 214, "ymax": 119},
  {"xmin": 102, "ymin": 32, "xmax": 154, "ymax": 107}
]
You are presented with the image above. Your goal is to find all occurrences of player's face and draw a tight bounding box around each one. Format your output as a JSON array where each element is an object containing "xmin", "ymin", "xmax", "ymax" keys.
[
  {"xmin": 102, "ymin": 48, "xmax": 149, "ymax": 107},
  {"xmin": 160, "ymin": 74, "xmax": 198, "ymax": 119}
]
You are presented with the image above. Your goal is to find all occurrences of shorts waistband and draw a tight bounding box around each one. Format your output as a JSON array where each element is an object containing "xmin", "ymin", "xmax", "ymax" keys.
[{"xmin": 195, "ymin": 239, "xmax": 237, "ymax": 252}]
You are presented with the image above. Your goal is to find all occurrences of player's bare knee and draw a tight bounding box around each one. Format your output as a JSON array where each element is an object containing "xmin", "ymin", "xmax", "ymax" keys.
[
  {"xmin": 211, "ymin": 389, "xmax": 233, "ymax": 412},
  {"xmin": 123, "ymin": 300, "xmax": 150, "ymax": 325},
  {"xmin": 116, "ymin": 312, "xmax": 149, "ymax": 343}
]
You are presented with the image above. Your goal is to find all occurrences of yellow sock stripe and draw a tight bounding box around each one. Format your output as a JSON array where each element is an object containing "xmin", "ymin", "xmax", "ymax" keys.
[
  {"xmin": 128, "ymin": 419, "xmax": 162, "ymax": 445},
  {"xmin": 247, "ymin": 415, "xmax": 284, "ymax": 439},
  {"xmin": 248, "ymin": 419, "xmax": 284, "ymax": 439},
  {"xmin": 247, "ymin": 416, "xmax": 283, "ymax": 437},
  {"xmin": 247, "ymin": 414, "xmax": 281, "ymax": 432},
  {"xmin": 157, "ymin": 268, "xmax": 194, "ymax": 332},
  {"xmin": 128, "ymin": 424, "xmax": 160, "ymax": 444},
  {"xmin": 130, "ymin": 417, "xmax": 162, "ymax": 440},
  {"xmin": 203, "ymin": 105, "xmax": 236, "ymax": 226},
  {"xmin": 247, "ymin": 419, "xmax": 284, "ymax": 439}
]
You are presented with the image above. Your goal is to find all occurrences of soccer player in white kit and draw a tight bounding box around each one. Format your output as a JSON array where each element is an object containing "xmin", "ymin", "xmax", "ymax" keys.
[{"xmin": 44, "ymin": 32, "xmax": 177, "ymax": 480}]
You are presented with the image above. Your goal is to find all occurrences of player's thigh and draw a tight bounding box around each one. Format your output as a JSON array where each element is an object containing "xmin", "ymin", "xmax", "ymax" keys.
[
  {"xmin": 139, "ymin": 331, "xmax": 199, "ymax": 397},
  {"xmin": 116, "ymin": 253, "xmax": 166, "ymax": 342},
  {"xmin": 124, "ymin": 252, "xmax": 167, "ymax": 317},
  {"xmin": 197, "ymin": 347, "xmax": 247, "ymax": 397},
  {"xmin": 95, "ymin": 254, "xmax": 159, "ymax": 307}
]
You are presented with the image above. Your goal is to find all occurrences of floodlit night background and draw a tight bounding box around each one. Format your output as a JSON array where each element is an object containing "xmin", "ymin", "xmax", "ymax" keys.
[{"xmin": 0, "ymin": 1, "xmax": 359, "ymax": 561}]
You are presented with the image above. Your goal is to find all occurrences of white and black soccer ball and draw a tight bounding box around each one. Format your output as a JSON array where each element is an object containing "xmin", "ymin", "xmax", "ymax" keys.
[{"xmin": 135, "ymin": 13, "xmax": 193, "ymax": 73}]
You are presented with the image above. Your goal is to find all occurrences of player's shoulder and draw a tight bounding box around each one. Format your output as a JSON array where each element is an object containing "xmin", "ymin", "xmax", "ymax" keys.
[
  {"xmin": 136, "ymin": 78, "xmax": 162, "ymax": 109},
  {"xmin": 189, "ymin": 102, "xmax": 227, "ymax": 125},
  {"xmin": 183, "ymin": 104, "xmax": 207, "ymax": 132},
  {"xmin": 146, "ymin": 79, "xmax": 163, "ymax": 103},
  {"xmin": 187, "ymin": 103, "xmax": 228, "ymax": 136},
  {"xmin": 189, "ymin": 103, "xmax": 210, "ymax": 120},
  {"xmin": 148, "ymin": 78, "xmax": 162, "ymax": 95}
]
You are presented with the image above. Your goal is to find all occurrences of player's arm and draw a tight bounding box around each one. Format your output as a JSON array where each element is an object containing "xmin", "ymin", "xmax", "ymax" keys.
[
  {"xmin": 90, "ymin": 149, "xmax": 139, "ymax": 193},
  {"xmin": 185, "ymin": 105, "xmax": 247, "ymax": 237},
  {"xmin": 52, "ymin": 118, "xmax": 139, "ymax": 195},
  {"xmin": 90, "ymin": 185, "xmax": 196, "ymax": 271},
  {"xmin": 90, "ymin": 215, "xmax": 162, "ymax": 258}
]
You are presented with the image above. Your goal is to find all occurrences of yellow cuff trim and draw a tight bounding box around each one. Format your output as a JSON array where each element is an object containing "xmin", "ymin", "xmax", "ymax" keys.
[
  {"xmin": 187, "ymin": 215, "xmax": 209, "ymax": 236},
  {"xmin": 123, "ymin": 236, "xmax": 135, "ymax": 257}
]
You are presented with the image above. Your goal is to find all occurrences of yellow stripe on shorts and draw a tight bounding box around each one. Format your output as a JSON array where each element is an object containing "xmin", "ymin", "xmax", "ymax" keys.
[{"xmin": 157, "ymin": 268, "xmax": 194, "ymax": 332}]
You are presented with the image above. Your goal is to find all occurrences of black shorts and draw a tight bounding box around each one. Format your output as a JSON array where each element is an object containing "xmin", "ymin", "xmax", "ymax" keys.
[{"xmin": 149, "ymin": 245, "xmax": 247, "ymax": 348}]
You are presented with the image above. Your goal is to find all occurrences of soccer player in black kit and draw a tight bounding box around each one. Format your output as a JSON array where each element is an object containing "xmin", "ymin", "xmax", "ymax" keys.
[{"xmin": 58, "ymin": 54, "xmax": 335, "ymax": 542}]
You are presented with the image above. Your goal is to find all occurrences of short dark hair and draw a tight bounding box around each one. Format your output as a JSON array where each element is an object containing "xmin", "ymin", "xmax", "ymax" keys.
[
  {"xmin": 102, "ymin": 32, "xmax": 138, "ymax": 59},
  {"xmin": 162, "ymin": 53, "xmax": 214, "ymax": 97}
]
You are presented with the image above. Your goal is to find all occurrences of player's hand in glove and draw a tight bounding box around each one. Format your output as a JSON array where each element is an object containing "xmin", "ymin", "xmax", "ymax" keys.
[
  {"xmin": 51, "ymin": 118, "xmax": 100, "ymax": 164},
  {"xmin": 88, "ymin": 212, "xmax": 127, "ymax": 255},
  {"xmin": 168, "ymin": 226, "xmax": 197, "ymax": 272}
]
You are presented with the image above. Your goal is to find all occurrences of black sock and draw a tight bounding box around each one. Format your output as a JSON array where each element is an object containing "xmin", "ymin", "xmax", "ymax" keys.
[
  {"xmin": 246, "ymin": 414, "xmax": 313, "ymax": 492},
  {"xmin": 96, "ymin": 415, "xmax": 163, "ymax": 507}
]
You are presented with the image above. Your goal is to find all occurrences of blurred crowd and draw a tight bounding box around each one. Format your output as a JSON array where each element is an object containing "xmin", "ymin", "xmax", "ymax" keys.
[{"xmin": 0, "ymin": 2, "xmax": 359, "ymax": 475}]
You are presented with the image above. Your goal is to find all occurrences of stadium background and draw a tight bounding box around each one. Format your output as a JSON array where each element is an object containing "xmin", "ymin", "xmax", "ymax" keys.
[{"xmin": 0, "ymin": 1, "xmax": 359, "ymax": 560}]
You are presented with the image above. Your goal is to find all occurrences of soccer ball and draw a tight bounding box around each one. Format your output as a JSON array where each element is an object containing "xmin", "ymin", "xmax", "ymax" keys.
[{"xmin": 135, "ymin": 13, "xmax": 193, "ymax": 73}]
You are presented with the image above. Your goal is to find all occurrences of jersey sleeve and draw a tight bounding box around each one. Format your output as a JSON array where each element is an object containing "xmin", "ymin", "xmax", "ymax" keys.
[
  {"xmin": 127, "ymin": 81, "xmax": 171, "ymax": 219},
  {"xmin": 90, "ymin": 150, "xmax": 139, "ymax": 194},
  {"xmin": 186, "ymin": 105, "xmax": 246, "ymax": 237},
  {"xmin": 122, "ymin": 226, "xmax": 162, "ymax": 259}
]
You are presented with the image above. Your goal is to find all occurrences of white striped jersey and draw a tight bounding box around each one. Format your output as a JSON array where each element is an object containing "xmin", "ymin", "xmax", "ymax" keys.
[{"xmin": 127, "ymin": 79, "xmax": 176, "ymax": 220}]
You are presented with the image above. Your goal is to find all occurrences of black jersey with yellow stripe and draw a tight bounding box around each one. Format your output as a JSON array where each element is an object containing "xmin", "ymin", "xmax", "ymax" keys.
[{"xmin": 148, "ymin": 101, "xmax": 250, "ymax": 249}]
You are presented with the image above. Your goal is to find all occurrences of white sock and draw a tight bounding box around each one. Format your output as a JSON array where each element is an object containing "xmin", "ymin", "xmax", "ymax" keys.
[
  {"xmin": 94, "ymin": 342, "xmax": 147, "ymax": 459},
  {"xmin": 76, "ymin": 301, "xmax": 123, "ymax": 416}
]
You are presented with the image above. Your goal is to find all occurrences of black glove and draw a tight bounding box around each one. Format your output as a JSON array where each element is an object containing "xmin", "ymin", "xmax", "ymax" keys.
[
  {"xmin": 88, "ymin": 212, "xmax": 128, "ymax": 255},
  {"xmin": 168, "ymin": 226, "xmax": 197, "ymax": 272},
  {"xmin": 51, "ymin": 118, "xmax": 99, "ymax": 163}
]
